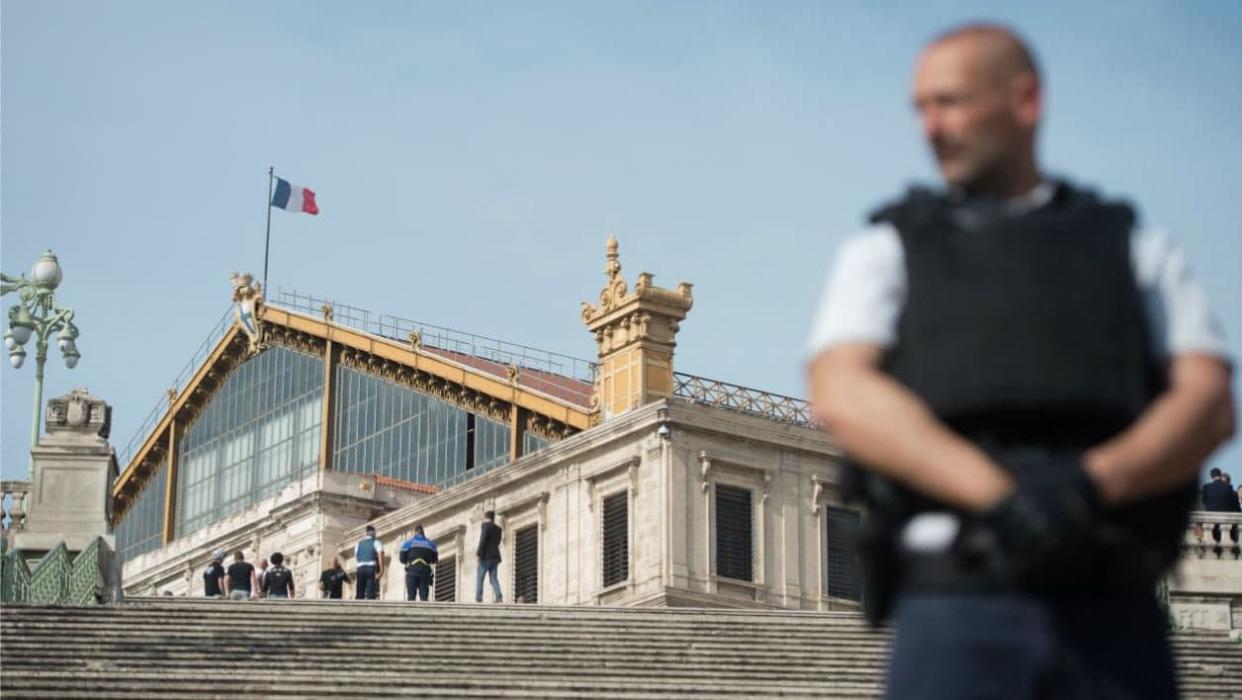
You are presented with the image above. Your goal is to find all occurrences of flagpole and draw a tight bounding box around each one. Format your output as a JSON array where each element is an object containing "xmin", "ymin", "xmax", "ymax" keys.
[{"xmin": 263, "ymin": 166, "xmax": 274, "ymax": 293}]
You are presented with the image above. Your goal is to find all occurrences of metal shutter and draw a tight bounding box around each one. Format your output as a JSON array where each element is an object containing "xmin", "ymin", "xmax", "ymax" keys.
[
  {"xmin": 715, "ymin": 484, "xmax": 753, "ymax": 582},
  {"xmin": 513, "ymin": 525, "xmax": 539, "ymax": 604},
  {"xmin": 434, "ymin": 555, "xmax": 456, "ymax": 602},
  {"xmin": 825, "ymin": 506, "xmax": 861, "ymax": 600},
  {"xmin": 601, "ymin": 491, "xmax": 629, "ymax": 588}
]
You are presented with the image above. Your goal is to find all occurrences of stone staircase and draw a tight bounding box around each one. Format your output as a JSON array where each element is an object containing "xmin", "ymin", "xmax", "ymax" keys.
[{"xmin": 1, "ymin": 598, "xmax": 1238, "ymax": 698}]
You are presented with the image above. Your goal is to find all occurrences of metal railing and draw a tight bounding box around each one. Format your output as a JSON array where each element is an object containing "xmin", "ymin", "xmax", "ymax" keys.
[
  {"xmin": 673, "ymin": 372, "xmax": 815, "ymax": 427},
  {"xmin": 120, "ymin": 307, "xmax": 235, "ymax": 467},
  {"xmin": 275, "ymin": 289, "xmax": 597, "ymax": 405}
]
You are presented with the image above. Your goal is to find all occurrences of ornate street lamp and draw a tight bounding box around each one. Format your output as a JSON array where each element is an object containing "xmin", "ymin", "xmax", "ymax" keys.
[{"xmin": 1, "ymin": 250, "xmax": 82, "ymax": 478}]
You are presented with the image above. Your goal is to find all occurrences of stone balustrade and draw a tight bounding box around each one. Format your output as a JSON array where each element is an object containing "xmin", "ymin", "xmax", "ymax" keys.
[
  {"xmin": 1184, "ymin": 511, "xmax": 1242, "ymax": 561},
  {"xmin": 1, "ymin": 480, "xmax": 31, "ymax": 537}
]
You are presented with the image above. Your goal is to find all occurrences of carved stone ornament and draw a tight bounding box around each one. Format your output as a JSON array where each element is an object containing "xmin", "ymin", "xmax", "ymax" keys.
[
  {"xmin": 45, "ymin": 386, "xmax": 111, "ymax": 439},
  {"xmin": 580, "ymin": 235, "xmax": 693, "ymax": 327},
  {"xmin": 230, "ymin": 272, "xmax": 264, "ymax": 354}
]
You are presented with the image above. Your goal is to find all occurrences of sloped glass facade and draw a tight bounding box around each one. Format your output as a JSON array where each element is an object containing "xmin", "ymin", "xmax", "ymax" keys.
[
  {"xmin": 175, "ymin": 346, "xmax": 324, "ymax": 537},
  {"xmin": 332, "ymin": 365, "xmax": 510, "ymax": 486},
  {"xmin": 116, "ymin": 461, "xmax": 167, "ymax": 561}
]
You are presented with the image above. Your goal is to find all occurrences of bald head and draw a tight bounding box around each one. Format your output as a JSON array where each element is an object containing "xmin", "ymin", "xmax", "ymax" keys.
[
  {"xmin": 913, "ymin": 23, "xmax": 1044, "ymax": 195},
  {"xmin": 930, "ymin": 24, "xmax": 1040, "ymax": 88}
]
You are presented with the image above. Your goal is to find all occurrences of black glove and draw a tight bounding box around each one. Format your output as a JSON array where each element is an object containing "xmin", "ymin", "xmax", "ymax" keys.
[{"xmin": 976, "ymin": 457, "xmax": 1104, "ymax": 582}]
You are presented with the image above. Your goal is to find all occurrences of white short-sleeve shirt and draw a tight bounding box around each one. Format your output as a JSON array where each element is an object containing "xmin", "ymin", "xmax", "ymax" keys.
[{"xmin": 806, "ymin": 186, "xmax": 1230, "ymax": 363}]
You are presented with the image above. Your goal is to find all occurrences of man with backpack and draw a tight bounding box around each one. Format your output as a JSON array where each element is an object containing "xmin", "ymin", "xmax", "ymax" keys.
[
  {"xmin": 262, "ymin": 552, "xmax": 295, "ymax": 599},
  {"xmin": 399, "ymin": 525, "xmax": 439, "ymax": 602}
]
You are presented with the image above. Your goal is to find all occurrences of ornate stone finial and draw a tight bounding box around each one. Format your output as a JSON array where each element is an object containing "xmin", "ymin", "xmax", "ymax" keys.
[
  {"xmin": 506, "ymin": 363, "xmax": 520, "ymax": 385},
  {"xmin": 230, "ymin": 272, "xmax": 264, "ymax": 353},
  {"xmin": 321, "ymin": 303, "xmax": 334, "ymax": 322},
  {"xmin": 45, "ymin": 387, "xmax": 111, "ymax": 439},
  {"xmin": 408, "ymin": 330, "xmax": 422, "ymax": 350},
  {"xmin": 166, "ymin": 386, "xmax": 178, "ymax": 408},
  {"xmin": 580, "ymin": 235, "xmax": 694, "ymax": 420},
  {"xmin": 605, "ymin": 234, "xmax": 620, "ymax": 279}
]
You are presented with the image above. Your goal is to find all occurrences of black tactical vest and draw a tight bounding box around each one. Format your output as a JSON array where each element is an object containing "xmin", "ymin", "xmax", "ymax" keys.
[
  {"xmin": 863, "ymin": 182, "xmax": 1192, "ymax": 565},
  {"xmin": 873, "ymin": 182, "xmax": 1163, "ymax": 448}
]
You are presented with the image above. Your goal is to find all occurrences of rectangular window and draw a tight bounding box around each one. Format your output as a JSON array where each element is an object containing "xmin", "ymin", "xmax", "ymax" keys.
[
  {"xmin": 825, "ymin": 506, "xmax": 861, "ymax": 601},
  {"xmin": 715, "ymin": 484, "xmax": 753, "ymax": 582},
  {"xmin": 434, "ymin": 555, "xmax": 456, "ymax": 602},
  {"xmin": 601, "ymin": 491, "xmax": 629, "ymax": 588},
  {"xmin": 513, "ymin": 525, "xmax": 539, "ymax": 604}
]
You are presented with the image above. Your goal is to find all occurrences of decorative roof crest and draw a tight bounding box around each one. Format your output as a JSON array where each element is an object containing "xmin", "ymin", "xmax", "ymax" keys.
[
  {"xmin": 230, "ymin": 272, "xmax": 264, "ymax": 353},
  {"xmin": 580, "ymin": 235, "xmax": 692, "ymax": 326}
]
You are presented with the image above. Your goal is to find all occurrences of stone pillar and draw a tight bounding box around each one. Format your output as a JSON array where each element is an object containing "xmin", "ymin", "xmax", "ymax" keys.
[
  {"xmin": 14, "ymin": 387, "xmax": 122, "ymax": 602},
  {"xmin": 581, "ymin": 236, "xmax": 693, "ymax": 420}
]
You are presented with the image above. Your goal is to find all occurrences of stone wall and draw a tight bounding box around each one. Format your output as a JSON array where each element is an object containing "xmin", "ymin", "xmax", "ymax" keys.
[{"xmin": 339, "ymin": 399, "xmax": 850, "ymax": 610}]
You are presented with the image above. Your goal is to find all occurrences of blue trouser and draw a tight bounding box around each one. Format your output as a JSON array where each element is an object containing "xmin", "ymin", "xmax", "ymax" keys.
[
  {"xmin": 885, "ymin": 591, "xmax": 1176, "ymax": 699},
  {"xmin": 475, "ymin": 558, "xmax": 502, "ymax": 602},
  {"xmin": 355, "ymin": 566, "xmax": 378, "ymax": 600},
  {"xmin": 406, "ymin": 569, "xmax": 431, "ymax": 601}
]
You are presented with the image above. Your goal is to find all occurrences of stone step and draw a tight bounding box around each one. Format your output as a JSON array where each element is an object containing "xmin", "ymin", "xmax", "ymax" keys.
[
  {"xmin": 0, "ymin": 669, "xmax": 884, "ymax": 698},
  {"xmin": 3, "ymin": 601, "xmax": 881, "ymax": 627},
  {"xmin": 3, "ymin": 599, "xmax": 1237, "ymax": 700},
  {"xmin": 2, "ymin": 650, "xmax": 894, "ymax": 670},
  {"xmin": 0, "ymin": 660, "xmax": 887, "ymax": 686},
  {"xmin": 0, "ymin": 638, "xmax": 890, "ymax": 658},
  {"xmin": 0, "ymin": 628, "xmax": 889, "ymax": 648}
]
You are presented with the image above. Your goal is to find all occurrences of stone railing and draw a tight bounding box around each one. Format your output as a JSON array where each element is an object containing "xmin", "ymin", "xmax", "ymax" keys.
[
  {"xmin": 1184, "ymin": 511, "xmax": 1242, "ymax": 560},
  {"xmin": 1, "ymin": 480, "xmax": 31, "ymax": 537}
]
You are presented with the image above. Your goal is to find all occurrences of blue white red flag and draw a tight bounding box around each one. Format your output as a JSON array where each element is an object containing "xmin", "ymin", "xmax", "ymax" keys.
[{"xmin": 270, "ymin": 177, "xmax": 319, "ymax": 215}]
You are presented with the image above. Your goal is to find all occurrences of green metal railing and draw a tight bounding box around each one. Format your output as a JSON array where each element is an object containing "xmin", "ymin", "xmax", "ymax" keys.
[{"xmin": 0, "ymin": 537, "xmax": 106, "ymax": 605}]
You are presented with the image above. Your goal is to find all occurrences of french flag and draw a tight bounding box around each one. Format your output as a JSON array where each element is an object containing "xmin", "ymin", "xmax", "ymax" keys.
[{"xmin": 270, "ymin": 177, "xmax": 319, "ymax": 215}]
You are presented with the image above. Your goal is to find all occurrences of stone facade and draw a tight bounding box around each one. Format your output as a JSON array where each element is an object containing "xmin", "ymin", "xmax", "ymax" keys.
[{"xmin": 124, "ymin": 399, "xmax": 856, "ymax": 612}]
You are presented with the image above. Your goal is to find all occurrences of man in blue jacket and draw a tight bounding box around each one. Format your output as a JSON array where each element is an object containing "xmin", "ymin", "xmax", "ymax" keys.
[
  {"xmin": 354, "ymin": 524, "xmax": 384, "ymax": 600},
  {"xmin": 399, "ymin": 525, "xmax": 438, "ymax": 602}
]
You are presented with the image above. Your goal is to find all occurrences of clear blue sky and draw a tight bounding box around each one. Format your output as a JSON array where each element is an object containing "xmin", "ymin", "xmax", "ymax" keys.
[{"xmin": 3, "ymin": 1, "xmax": 1240, "ymax": 483}]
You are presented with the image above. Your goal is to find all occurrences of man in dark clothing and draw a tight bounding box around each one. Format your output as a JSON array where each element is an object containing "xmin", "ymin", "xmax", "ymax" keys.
[
  {"xmin": 202, "ymin": 550, "xmax": 226, "ymax": 598},
  {"xmin": 399, "ymin": 525, "xmax": 439, "ymax": 602},
  {"xmin": 262, "ymin": 552, "xmax": 295, "ymax": 599},
  {"xmin": 224, "ymin": 551, "xmax": 257, "ymax": 601},
  {"xmin": 475, "ymin": 510, "xmax": 503, "ymax": 603},
  {"xmin": 319, "ymin": 557, "xmax": 352, "ymax": 599},
  {"xmin": 1202, "ymin": 467, "xmax": 1242, "ymax": 512},
  {"xmin": 807, "ymin": 23, "xmax": 1234, "ymax": 699}
]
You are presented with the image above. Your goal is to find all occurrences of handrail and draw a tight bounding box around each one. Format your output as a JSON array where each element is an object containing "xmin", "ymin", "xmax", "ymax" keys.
[
  {"xmin": 275, "ymin": 288, "xmax": 597, "ymax": 405},
  {"xmin": 672, "ymin": 372, "xmax": 815, "ymax": 427},
  {"xmin": 119, "ymin": 306, "xmax": 234, "ymax": 466}
]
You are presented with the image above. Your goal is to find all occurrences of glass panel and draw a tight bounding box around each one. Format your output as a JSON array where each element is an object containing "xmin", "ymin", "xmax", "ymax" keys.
[
  {"xmin": 175, "ymin": 346, "xmax": 324, "ymax": 537},
  {"xmin": 522, "ymin": 432, "xmax": 550, "ymax": 458},
  {"xmin": 332, "ymin": 365, "xmax": 510, "ymax": 488},
  {"xmin": 116, "ymin": 460, "xmax": 167, "ymax": 562}
]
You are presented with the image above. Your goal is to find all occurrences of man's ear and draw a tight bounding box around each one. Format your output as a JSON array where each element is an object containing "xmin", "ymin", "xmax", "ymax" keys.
[{"xmin": 1011, "ymin": 72, "xmax": 1041, "ymax": 131}]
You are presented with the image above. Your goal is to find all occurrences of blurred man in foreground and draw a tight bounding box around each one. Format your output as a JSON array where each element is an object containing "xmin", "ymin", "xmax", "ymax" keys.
[{"xmin": 807, "ymin": 23, "xmax": 1234, "ymax": 699}]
